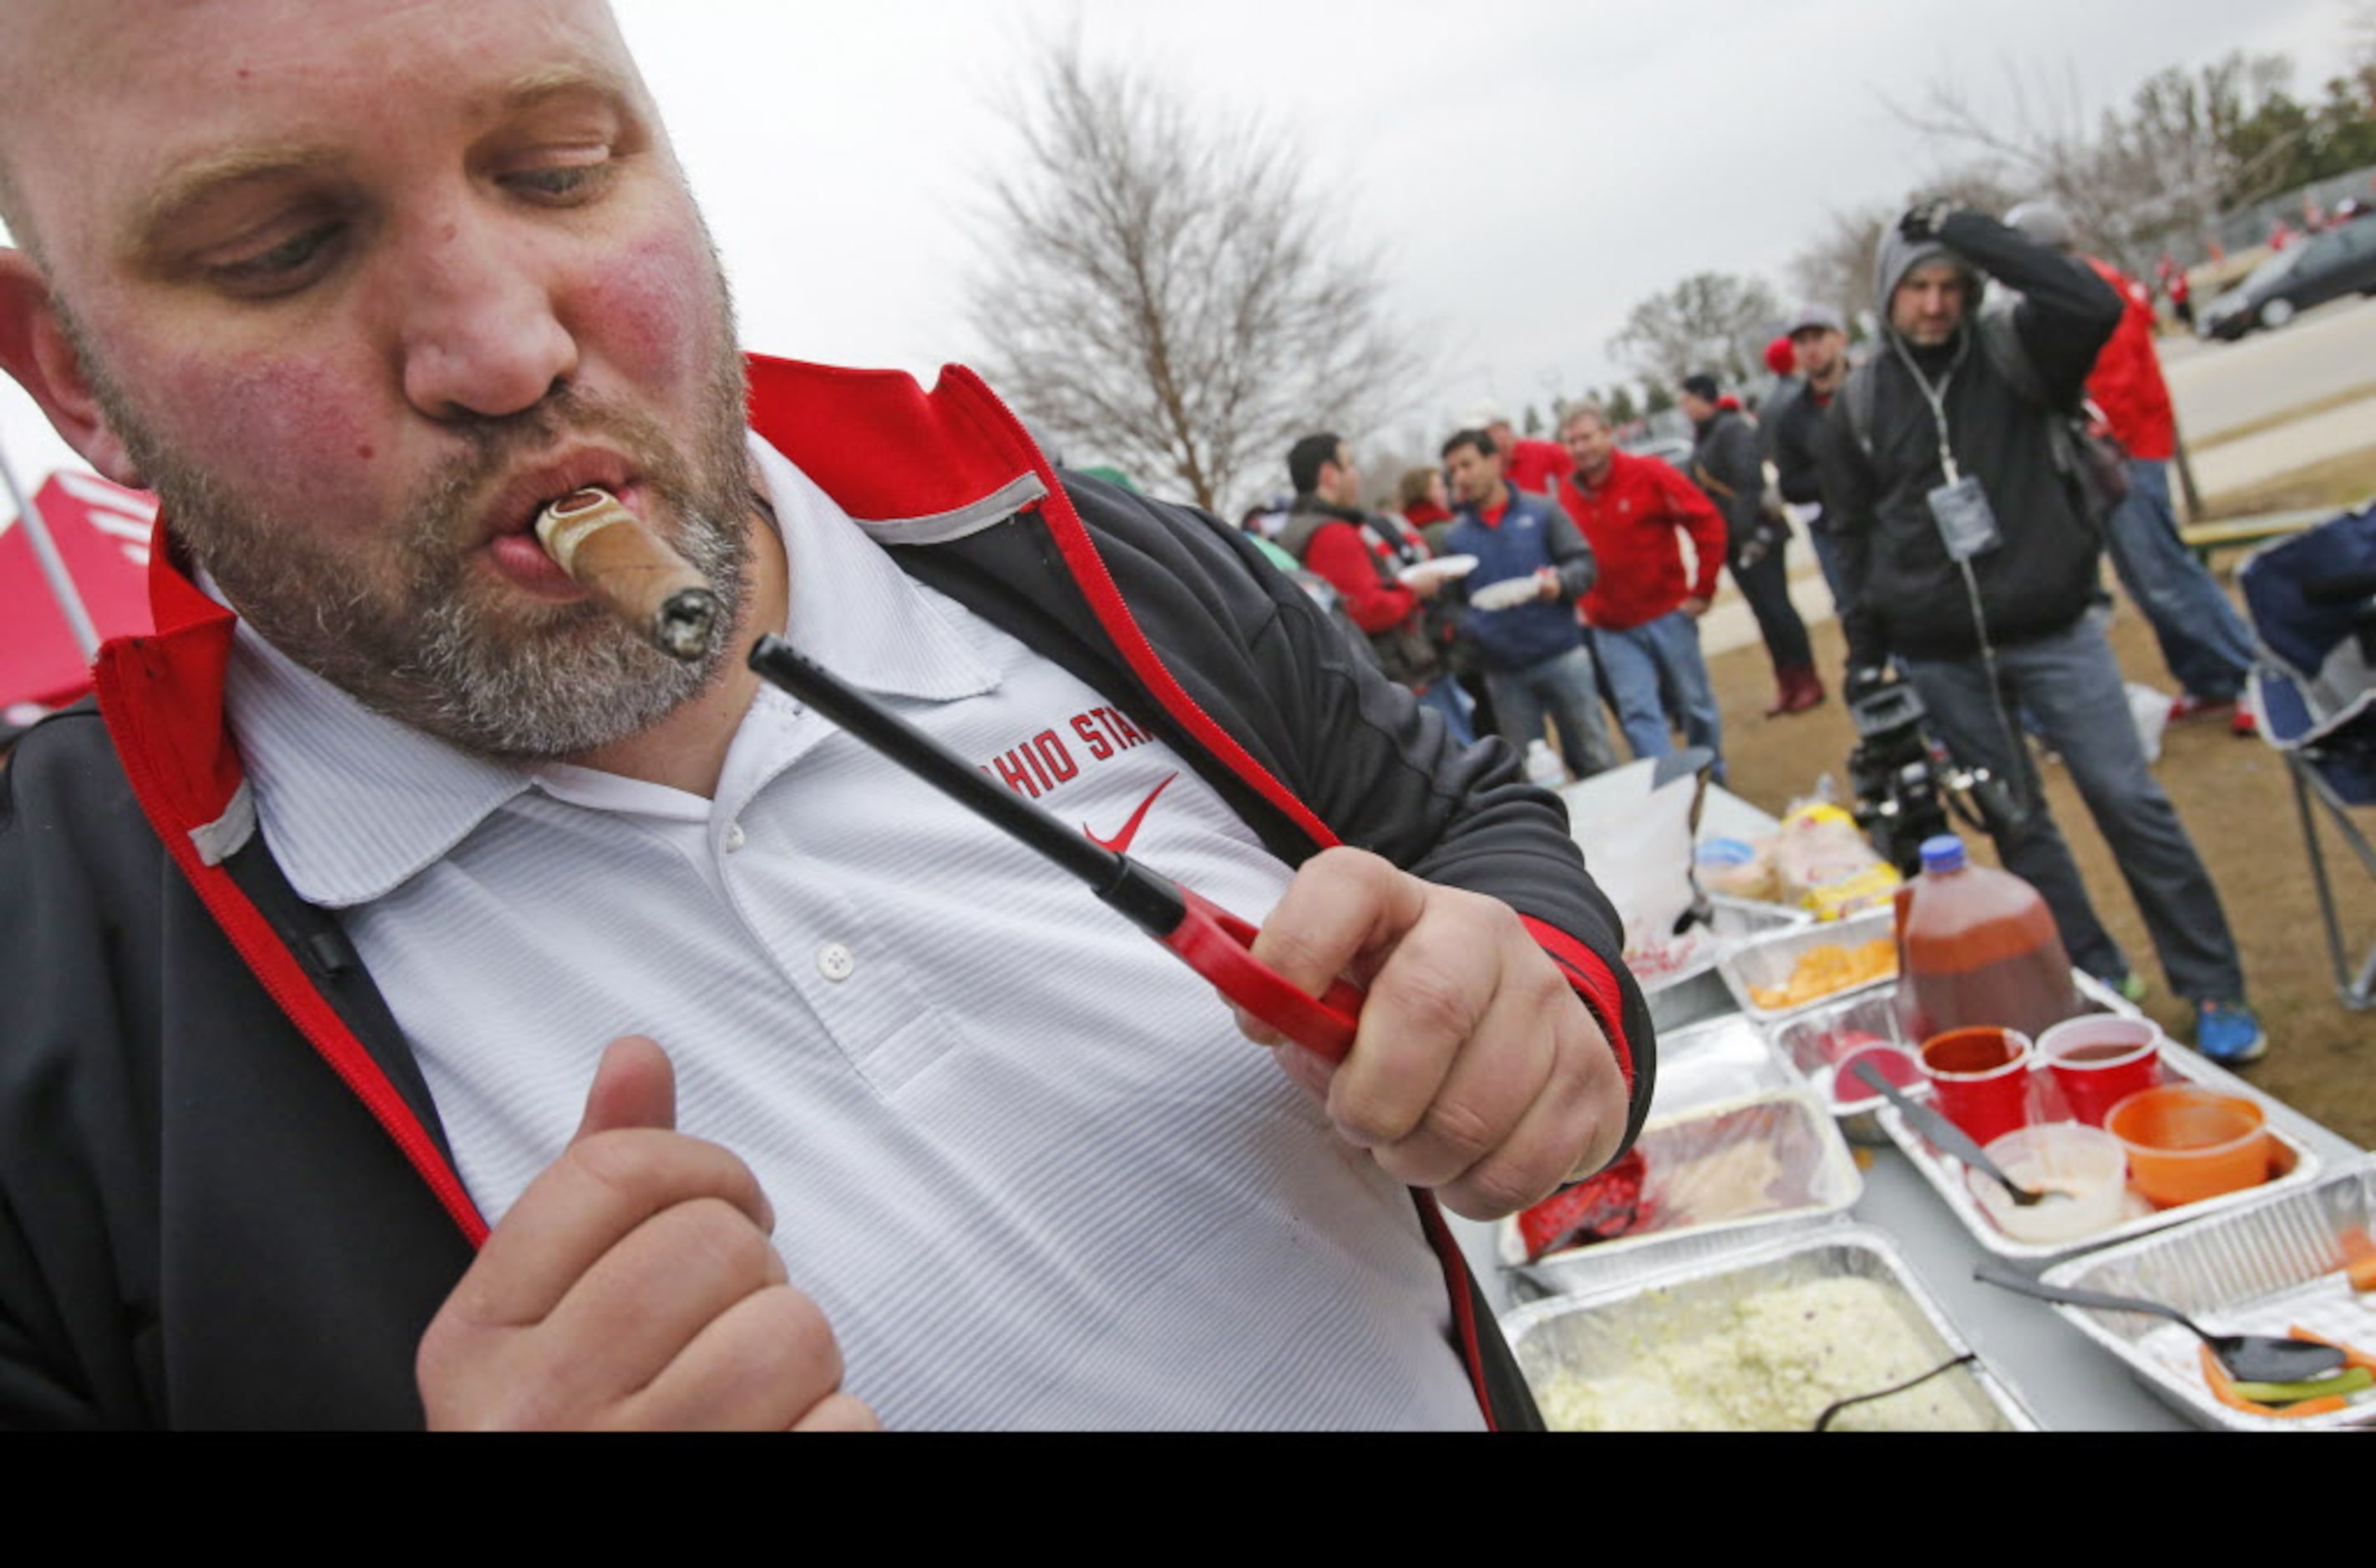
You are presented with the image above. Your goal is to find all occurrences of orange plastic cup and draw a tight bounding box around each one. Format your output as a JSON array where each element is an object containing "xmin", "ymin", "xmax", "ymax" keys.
[{"xmin": 2105, "ymin": 1086, "xmax": 2270, "ymax": 1209}]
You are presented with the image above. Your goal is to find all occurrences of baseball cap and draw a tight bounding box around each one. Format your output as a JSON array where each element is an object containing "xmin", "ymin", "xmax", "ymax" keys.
[
  {"xmin": 1457, "ymin": 401, "xmax": 1510, "ymax": 430},
  {"xmin": 1679, "ymin": 373, "xmax": 1721, "ymax": 404},
  {"xmin": 1785, "ymin": 302, "xmax": 1846, "ymax": 337}
]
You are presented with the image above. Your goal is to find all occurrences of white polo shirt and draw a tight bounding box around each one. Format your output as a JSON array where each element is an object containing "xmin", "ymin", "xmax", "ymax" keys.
[{"xmin": 218, "ymin": 434, "xmax": 1483, "ymax": 1430}]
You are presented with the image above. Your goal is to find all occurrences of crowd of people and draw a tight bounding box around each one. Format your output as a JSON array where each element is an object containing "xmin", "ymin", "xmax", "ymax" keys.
[
  {"xmin": 0, "ymin": 0, "xmax": 2278, "ymax": 1431},
  {"xmin": 1253, "ymin": 384, "xmax": 1834, "ymax": 793},
  {"xmin": 1254, "ymin": 200, "xmax": 2266, "ymax": 1067}
]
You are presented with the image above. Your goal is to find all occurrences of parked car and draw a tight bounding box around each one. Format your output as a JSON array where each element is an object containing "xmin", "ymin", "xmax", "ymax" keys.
[
  {"xmin": 1624, "ymin": 435, "xmax": 1696, "ymax": 472},
  {"xmin": 2199, "ymin": 215, "xmax": 2376, "ymax": 341}
]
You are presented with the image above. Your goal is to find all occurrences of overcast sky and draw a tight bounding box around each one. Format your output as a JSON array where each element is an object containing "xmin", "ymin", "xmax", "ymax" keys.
[{"xmin": 0, "ymin": 0, "xmax": 2361, "ymax": 511}]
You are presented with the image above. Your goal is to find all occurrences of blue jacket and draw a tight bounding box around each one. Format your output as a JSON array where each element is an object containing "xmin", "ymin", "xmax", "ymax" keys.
[{"xmin": 1445, "ymin": 489, "xmax": 1598, "ymax": 672}]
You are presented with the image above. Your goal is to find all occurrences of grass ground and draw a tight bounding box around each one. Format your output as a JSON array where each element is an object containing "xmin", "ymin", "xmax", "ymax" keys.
[{"xmin": 1701, "ymin": 572, "xmax": 2375, "ymax": 1150}]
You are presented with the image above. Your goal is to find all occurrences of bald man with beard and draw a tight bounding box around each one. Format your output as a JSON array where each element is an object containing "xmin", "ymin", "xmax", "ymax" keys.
[{"xmin": 0, "ymin": 0, "xmax": 1650, "ymax": 1429}]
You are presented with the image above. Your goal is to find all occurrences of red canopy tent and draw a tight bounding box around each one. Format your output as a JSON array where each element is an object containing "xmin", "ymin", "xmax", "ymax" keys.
[{"xmin": 1, "ymin": 468, "xmax": 158, "ymax": 719}]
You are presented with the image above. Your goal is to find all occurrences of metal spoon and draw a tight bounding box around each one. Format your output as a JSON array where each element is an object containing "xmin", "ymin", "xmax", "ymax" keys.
[
  {"xmin": 1973, "ymin": 1258, "xmax": 2349, "ymax": 1385},
  {"xmin": 1851, "ymin": 1059, "xmax": 2066, "ymax": 1208}
]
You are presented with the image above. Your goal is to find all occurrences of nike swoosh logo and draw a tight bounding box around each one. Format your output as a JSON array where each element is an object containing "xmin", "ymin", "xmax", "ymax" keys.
[{"xmin": 1084, "ymin": 771, "xmax": 1180, "ymax": 854}]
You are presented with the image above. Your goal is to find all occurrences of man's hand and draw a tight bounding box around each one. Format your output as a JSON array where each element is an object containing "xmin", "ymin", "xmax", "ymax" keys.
[
  {"xmin": 1237, "ymin": 847, "xmax": 1630, "ymax": 1222},
  {"xmin": 415, "ymin": 1037, "xmax": 878, "ymax": 1432},
  {"xmin": 1679, "ymin": 595, "xmax": 1711, "ymax": 620},
  {"xmin": 1899, "ymin": 198, "xmax": 1961, "ymax": 242},
  {"xmin": 1533, "ymin": 566, "xmax": 1563, "ymax": 603}
]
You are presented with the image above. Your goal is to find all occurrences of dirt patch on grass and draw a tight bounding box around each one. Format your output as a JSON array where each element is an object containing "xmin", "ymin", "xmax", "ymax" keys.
[
  {"xmin": 1702, "ymin": 575, "xmax": 2375, "ymax": 1150},
  {"xmin": 2200, "ymin": 446, "xmax": 2376, "ymax": 522}
]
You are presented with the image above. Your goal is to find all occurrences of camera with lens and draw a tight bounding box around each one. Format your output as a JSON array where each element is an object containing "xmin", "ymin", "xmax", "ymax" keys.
[{"xmin": 1843, "ymin": 671, "xmax": 2028, "ymax": 878}]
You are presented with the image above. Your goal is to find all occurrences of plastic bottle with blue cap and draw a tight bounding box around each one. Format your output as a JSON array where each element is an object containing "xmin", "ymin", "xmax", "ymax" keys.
[{"xmin": 1896, "ymin": 833, "xmax": 2084, "ymax": 1041}]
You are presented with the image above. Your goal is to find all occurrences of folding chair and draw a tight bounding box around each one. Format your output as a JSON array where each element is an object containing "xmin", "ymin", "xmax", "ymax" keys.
[{"xmin": 2240, "ymin": 503, "xmax": 2376, "ymax": 1011}]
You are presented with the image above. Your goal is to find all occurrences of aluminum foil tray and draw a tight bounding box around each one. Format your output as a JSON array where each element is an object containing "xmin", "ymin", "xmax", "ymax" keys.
[
  {"xmin": 1880, "ymin": 1044, "xmax": 2323, "ymax": 1262},
  {"xmin": 1502, "ymin": 1226, "xmax": 2039, "ymax": 1431},
  {"xmin": 2039, "ymin": 1161, "xmax": 2376, "ymax": 1430},
  {"xmin": 1638, "ymin": 896, "xmax": 1809, "ymax": 1035},
  {"xmin": 1643, "ymin": 1014, "xmax": 1807, "ymax": 1120},
  {"xmin": 1715, "ymin": 906, "xmax": 1897, "ymax": 1024},
  {"xmin": 1769, "ymin": 970, "xmax": 2145, "ymax": 1146},
  {"xmin": 1500, "ymin": 1085, "xmax": 1862, "ymax": 1297}
]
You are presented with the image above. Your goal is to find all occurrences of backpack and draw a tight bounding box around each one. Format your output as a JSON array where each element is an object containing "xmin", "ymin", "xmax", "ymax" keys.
[{"xmin": 1843, "ymin": 302, "xmax": 2130, "ymax": 524}]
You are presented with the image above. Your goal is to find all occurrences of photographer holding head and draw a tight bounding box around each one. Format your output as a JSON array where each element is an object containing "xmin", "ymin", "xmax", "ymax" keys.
[{"xmin": 1815, "ymin": 202, "xmax": 2262, "ymax": 1064}]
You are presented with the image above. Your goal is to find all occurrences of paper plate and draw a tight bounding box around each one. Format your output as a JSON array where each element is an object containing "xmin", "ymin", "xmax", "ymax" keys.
[
  {"xmin": 1470, "ymin": 576, "xmax": 1543, "ymax": 611},
  {"xmin": 1398, "ymin": 554, "xmax": 1478, "ymax": 589}
]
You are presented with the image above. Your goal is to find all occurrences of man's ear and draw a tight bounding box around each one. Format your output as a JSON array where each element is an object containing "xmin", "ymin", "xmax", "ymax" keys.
[{"xmin": 0, "ymin": 250, "xmax": 141, "ymax": 486}]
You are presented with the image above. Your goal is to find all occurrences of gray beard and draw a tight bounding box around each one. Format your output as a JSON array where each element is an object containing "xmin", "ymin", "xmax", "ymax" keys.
[{"xmin": 79, "ymin": 347, "xmax": 757, "ymax": 761}]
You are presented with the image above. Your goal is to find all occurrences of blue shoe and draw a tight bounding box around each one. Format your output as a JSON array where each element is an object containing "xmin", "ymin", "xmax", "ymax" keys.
[{"xmin": 2195, "ymin": 1000, "xmax": 2267, "ymax": 1065}]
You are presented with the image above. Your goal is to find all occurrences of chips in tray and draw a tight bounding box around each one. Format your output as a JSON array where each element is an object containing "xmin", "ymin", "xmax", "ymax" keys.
[{"xmin": 1748, "ymin": 938, "xmax": 1897, "ymax": 1011}]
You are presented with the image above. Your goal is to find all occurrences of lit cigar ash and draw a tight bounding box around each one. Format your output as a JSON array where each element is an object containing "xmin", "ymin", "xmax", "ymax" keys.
[{"xmin": 534, "ymin": 488, "xmax": 722, "ymax": 662}]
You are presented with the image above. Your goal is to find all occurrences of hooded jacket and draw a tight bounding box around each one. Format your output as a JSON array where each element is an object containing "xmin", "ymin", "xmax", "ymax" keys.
[
  {"xmin": 0, "ymin": 355, "xmax": 1652, "ymax": 1430},
  {"xmin": 1816, "ymin": 210, "xmax": 2125, "ymax": 668}
]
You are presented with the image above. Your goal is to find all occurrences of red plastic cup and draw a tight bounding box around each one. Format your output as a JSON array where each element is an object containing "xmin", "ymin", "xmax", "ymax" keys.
[
  {"xmin": 2038, "ymin": 1017, "xmax": 2164, "ymax": 1128},
  {"xmin": 1918, "ymin": 1027, "xmax": 2034, "ymax": 1146}
]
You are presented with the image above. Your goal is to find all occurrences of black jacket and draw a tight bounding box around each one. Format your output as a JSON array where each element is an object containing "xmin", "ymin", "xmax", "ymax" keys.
[
  {"xmin": 1816, "ymin": 210, "xmax": 2125, "ymax": 668},
  {"xmin": 1688, "ymin": 407, "xmax": 1772, "ymax": 556},
  {"xmin": 1766, "ymin": 379, "xmax": 1831, "ymax": 518},
  {"xmin": 0, "ymin": 355, "xmax": 1654, "ymax": 1430}
]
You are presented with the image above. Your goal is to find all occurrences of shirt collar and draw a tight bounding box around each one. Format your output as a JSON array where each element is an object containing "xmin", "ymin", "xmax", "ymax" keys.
[{"xmin": 225, "ymin": 431, "xmax": 1002, "ymax": 908}]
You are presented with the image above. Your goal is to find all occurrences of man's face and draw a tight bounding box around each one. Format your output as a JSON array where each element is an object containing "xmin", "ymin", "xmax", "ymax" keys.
[
  {"xmin": 1487, "ymin": 421, "xmax": 1518, "ymax": 457},
  {"xmin": 1678, "ymin": 392, "xmax": 1715, "ymax": 425},
  {"xmin": 1891, "ymin": 262, "xmax": 1969, "ymax": 348},
  {"xmin": 1320, "ymin": 444, "xmax": 1360, "ymax": 508},
  {"xmin": 1444, "ymin": 443, "xmax": 1502, "ymax": 505},
  {"xmin": 1560, "ymin": 415, "xmax": 1614, "ymax": 479},
  {"xmin": 0, "ymin": 0, "xmax": 753, "ymax": 759},
  {"xmin": 1791, "ymin": 326, "xmax": 1845, "ymax": 380}
]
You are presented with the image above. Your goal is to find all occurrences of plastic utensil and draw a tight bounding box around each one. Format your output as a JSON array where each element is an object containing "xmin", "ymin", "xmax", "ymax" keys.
[
  {"xmin": 747, "ymin": 635, "xmax": 1364, "ymax": 1060},
  {"xmin": 1852, "ymin": 1059, "xmax": 2065, "ymax": 1209},
  {"xmin": 1971, "ymin": 1259, "xmax": 2350, "ymax": 1385}
]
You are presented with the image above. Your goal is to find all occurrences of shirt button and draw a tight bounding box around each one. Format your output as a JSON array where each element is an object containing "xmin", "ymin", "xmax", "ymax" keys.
[
  {"xmin": 723, "ymin": 822, "xmax": 747, "ymax": 853},
  {"xmin": 818, "ymin": 943, "xmax": 856, "ymax": 983}
]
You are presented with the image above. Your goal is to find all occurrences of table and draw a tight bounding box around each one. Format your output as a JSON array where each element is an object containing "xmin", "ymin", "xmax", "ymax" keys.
[
  {"xmin": 1467, "ymin": 769, "xmax": 2372, "ymax": 1427},
  {"xmin": 1450, "ymin": 1055, "xmax": 2365, "ymax": 1430}
]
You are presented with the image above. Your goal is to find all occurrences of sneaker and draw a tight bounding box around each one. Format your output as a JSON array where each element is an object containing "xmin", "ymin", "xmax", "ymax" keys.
[
  {"xmin": 2195, "ymin": 1000, "xmax": 2267, "ymax": 1065},
  {"xmin": 2168, "ymin": 691, "xmax": 2238, "ymax": 725},
  {"xmin": 2231, "ymin": 706, "xmax": 2258, "ymax": 738}
]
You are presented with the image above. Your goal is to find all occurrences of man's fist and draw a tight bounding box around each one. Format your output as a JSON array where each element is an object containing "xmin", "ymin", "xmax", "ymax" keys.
[{"xmin": 415, "ymin": 1038, "xmax": 877, "ymax": 1431}]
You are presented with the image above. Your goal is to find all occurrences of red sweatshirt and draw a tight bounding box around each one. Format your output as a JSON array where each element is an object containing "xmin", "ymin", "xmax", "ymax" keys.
[
  {"xmin": 1559, "ymin": 451, "xmax": 1727, "ymax": 631},
  {"xmin": 1503, "ymin": 438, "xmax": 1574, "ymax": 497},
  {"xmin": 2085, "ymin": 255, "xmax": 2176, "ymax": 462}
]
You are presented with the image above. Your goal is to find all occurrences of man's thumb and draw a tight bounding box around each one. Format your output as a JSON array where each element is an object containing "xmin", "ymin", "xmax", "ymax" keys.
[{"xmin": 572, "ymin": 1035, "xmax": 678, "ymax": 1141}]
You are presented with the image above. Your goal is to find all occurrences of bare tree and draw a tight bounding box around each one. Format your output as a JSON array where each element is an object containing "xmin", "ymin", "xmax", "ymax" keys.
[
  {"xmin": 1879, "ymin": 53, "xmax": 2299, "ymax": 266},
  {"xmin": 1606, "ymin": 271, "xmax": 1781, "ymax": 390},
  {"xmin": 968, "ymin": 40, "xmax": 1425, "ymax": 513},
  {"xmin": 1786, "ymin": 202, "xmax": 1892, "ymax": 331}
]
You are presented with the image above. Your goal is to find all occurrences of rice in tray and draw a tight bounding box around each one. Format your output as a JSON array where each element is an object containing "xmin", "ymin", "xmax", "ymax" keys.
[{"xmin": 1538, "ymin": 1276, "xmax": 1993, "ymax": 1433}]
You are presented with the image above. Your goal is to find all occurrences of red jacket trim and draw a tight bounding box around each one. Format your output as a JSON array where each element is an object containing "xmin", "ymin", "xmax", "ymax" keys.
[
  {"xmin": 1521, "ymin": 915, "xmax": 1636, "ymax": 1095},
  {"xmin": 96, "ymin": 527, "xmax": 490, "ymax": 1246}
]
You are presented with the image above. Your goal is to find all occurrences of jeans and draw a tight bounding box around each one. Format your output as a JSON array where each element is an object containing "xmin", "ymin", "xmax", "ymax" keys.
[
  {"xmin": 1486, "ymin": 644, "xmax": 1619, "ymax": 780},
  {"xmin": 1807, "ymin": 525, "xmax": 1857, "ymax": 627},
  {"xmin": 1902, "ymin": 617, "xmax": 2245, "ymax": 1003},
  {"xmin": 1729, "ymin": 536, "xmax": 1813, "ymax": 675},
  {"xmin": 1412, "ymin": 677, "xmax": 1477, "ymax": 748},
  {"xmin": 2104, "ymin": 459, "xmax": 2258, "ymax": 701},
  {"xmin": 1593, "ymin": 612, "xmax": 1725, "ymax": 783}
]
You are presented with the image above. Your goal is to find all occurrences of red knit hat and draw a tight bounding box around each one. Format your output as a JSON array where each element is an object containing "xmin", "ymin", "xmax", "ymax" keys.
[{"xmin": 1764, "ymin": 334, "xmax": 1796, "ymax": 377}]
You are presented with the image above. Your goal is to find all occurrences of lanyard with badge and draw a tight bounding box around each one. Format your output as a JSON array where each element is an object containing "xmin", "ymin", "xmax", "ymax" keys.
[{"xmin": 1900, "ymin": 336, "xmax": 2004, "ymax": 563}]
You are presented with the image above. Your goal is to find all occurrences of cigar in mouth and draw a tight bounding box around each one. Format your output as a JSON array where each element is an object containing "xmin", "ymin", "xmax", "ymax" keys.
[{"xmin": 534, "ymin": 488, "xmax": 722, "ymax": 663}]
